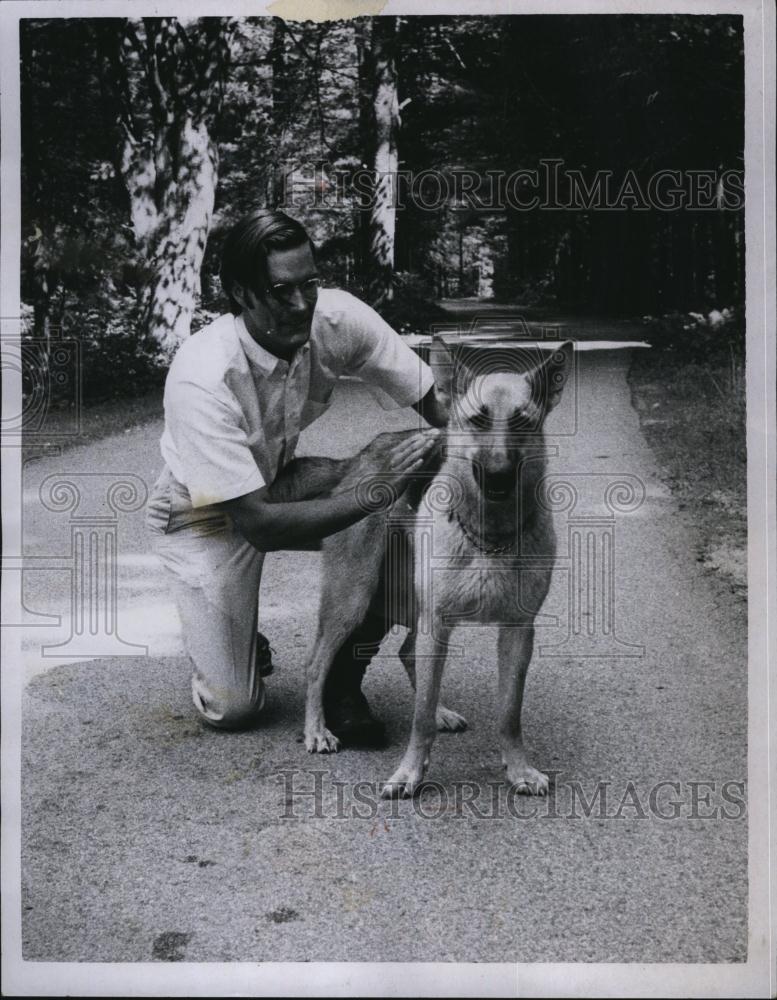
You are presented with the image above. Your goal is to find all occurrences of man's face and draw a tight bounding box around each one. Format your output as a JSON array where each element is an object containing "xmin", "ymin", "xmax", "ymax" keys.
[{"xmin": 239, "ymin": 242, "xmax": 319, "ymax": 361}]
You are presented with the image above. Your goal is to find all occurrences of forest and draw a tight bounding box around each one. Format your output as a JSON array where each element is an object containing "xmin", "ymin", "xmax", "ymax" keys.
[{"xmin": 20, "ymin": 14, "xmax": 745, "ymax": 403}]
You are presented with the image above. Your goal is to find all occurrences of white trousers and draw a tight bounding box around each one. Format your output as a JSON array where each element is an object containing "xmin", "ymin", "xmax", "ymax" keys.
[{"xmin": 146, "ymin": 467, "xmax": 266, "ymax": 729}]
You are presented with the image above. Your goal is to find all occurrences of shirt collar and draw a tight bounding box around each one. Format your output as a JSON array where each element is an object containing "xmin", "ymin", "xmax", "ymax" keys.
[
  {"xmin": 234, "ymin": 313, "xmax": 311, "ymax": 374},
  {"xmin": 235, "ymin": 313, "xmax": 282, "ymax": 374}
]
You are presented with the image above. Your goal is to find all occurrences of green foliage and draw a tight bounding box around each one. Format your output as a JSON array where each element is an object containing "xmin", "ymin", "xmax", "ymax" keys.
[
  {"xmin": 369, "ymin": 272, "xmax": 449, "ymax": 336},
  {"xmin": 642, "ymin": 308, "xmax": 744, "ymax": 364},
  {"xmin": 629, "ymin": 327, "xmax": 747, "ymax": 595},
  {"xmin": 21, "ymin": 14, "xmax": 745, "ymax": 404},
  {"xmin": 75, "ymin": 323, "xmax": 167, "ymax": 404},
  {"xmin": 22, "ymin": 294, "xmax": 167, "ymax": 409}
]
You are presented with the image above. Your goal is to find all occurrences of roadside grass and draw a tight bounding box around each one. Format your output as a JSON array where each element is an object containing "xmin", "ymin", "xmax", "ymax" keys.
[
  {"xmin": 628, "ymin": 339, "xmax": 747, "ymax": 597},
  {"xmin": 23, "ymin": 386, "xmax": 164, "ymax": 460}
]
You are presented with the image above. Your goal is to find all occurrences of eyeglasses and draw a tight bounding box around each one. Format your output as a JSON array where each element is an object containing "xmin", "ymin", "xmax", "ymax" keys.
[{"xmin": 267, "ymin": 276, "xmax": 320, "ymax": 305}]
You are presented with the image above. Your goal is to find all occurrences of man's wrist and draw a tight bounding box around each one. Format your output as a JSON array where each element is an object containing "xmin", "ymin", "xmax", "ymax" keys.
[{"xmin": 412, "ymin": 385, "xmax": 449, "ymax": 427}]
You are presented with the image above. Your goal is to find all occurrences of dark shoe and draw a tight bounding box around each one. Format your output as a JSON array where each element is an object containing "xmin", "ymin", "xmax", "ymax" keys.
[
  {"xmin": 324, "ymin": 688, "xmax": 386, "ymax": 747},
  {"xmin": 323, "ymin": 616, "xmax": 389, "ymax": 746},
  {"xmin": 255, "ymin": 632, "xmax": 275, "ymax": 677}
]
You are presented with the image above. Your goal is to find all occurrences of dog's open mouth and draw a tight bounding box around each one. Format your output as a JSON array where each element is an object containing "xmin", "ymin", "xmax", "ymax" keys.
[{"xmin": 473, "ymin": 463, "xmax": 515, "ymax": 502}]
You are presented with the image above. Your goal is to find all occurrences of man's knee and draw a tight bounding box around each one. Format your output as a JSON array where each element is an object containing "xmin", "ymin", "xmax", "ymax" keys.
[{"xmin": 191, "ymin": 676, "xmax": 266, "ymax": 731}]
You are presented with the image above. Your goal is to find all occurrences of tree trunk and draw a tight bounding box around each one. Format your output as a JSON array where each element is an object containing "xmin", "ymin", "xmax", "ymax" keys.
[
  {"xmin": 268, "ymin": 18, "xmax": 288, "ymax": 207},
  {"xmin": 105, "ymin": 17, "xmax": 232, "ymax": 359},
  {"xmin": 30, "ymin": 236, "xmax": 53, "ymax": 342},
  {"xmin": 141, "ymin": 118, "xmax": 218, "ymax": 356},
  {"xmin": 366, "ymin": 17, "xmax": 399, "ymax": 306},
  {"xmin": 354, "ymin": 18, "xmax": 374, "ymax": 282}
]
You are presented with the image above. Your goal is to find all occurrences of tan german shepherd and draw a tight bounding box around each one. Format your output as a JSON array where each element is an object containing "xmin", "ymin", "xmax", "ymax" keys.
[{"xmin": 269, "ymin": 341, "xmax": 574, "ymax": 798}]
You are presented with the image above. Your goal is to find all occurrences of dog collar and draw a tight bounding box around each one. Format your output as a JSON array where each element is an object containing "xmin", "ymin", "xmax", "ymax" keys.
[{"xmin": 453, "ymin": 511, "xmax": 515, "ymax": 555}]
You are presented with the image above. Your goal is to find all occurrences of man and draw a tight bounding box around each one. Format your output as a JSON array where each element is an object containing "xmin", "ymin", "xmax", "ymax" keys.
[{"xmin": 146, "ymin": 209, "xmax": 447, "ymax": 743}]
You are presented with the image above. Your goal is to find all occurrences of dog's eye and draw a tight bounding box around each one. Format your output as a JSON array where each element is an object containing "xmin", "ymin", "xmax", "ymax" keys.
[
  {"xmin": 508, "ymin": 412, "xmax": 534, "ymax": 432},
  {"xmin": 467, "ymin": 410, "xmax": 492, "ymax": 431}
]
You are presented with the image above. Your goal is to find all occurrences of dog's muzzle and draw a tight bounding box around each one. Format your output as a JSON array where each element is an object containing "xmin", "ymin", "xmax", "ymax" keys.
[{"xmin": 472, "ymin": 461, "xmax": 515, "ymax": 503}]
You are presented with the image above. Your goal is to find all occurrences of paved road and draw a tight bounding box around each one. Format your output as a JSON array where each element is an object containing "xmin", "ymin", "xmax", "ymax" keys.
[{"xmin": 19, "ymin": 345, "xmax": 747, "ymax": 965}]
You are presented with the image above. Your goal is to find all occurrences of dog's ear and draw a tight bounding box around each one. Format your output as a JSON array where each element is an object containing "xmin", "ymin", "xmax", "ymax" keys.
[{"xmin": 530, "ymin": 341, "xmax": 574, "ymax": 412}]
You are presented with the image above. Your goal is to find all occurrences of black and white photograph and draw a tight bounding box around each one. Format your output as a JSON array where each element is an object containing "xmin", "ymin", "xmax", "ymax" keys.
[{"xmin": 1, "ymin": 0, "xmax": 774, "ymax": 996}]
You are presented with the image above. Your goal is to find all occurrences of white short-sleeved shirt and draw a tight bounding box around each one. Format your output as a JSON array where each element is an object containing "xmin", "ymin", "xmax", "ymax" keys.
[{"xmin": 159, "ymin": 288, "xmax": 434, "ymax": 509}]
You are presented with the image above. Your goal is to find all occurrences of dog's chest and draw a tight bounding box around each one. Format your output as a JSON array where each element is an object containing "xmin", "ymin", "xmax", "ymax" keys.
[{"xmin": 414, "ymin": 509, "xmax": 552, "ymax": 624}]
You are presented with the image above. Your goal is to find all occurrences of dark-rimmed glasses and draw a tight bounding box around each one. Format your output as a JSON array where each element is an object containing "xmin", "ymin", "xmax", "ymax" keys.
[{"xmin": 267, "ymin": 276, "xmax": 320, "ymax": 305}]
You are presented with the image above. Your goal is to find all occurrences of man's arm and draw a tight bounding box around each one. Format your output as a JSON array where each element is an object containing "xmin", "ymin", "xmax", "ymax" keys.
[
  {"xmin": 220, "ymin": 431, "xmax": 437, "ymax": 552},
  {"xmin": 411, "ymin": 383, "xmax": 450, "ymax": 428},
  {"xmin": 333, "ymin": 292, "xmax": 448, "ymax": 417},
  {"xmin": 221, "ymin": 487, "xmax": 370, "ymax": 552}
]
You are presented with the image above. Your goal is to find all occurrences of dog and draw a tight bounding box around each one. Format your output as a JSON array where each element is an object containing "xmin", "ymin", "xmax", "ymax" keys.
[{"xmin": 271, "ymin": 341, "xmax": 574, "ymax": 798}]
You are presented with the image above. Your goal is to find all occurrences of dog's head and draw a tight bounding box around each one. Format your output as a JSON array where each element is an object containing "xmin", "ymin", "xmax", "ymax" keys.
[{"xmin": 441, "ymin": 341, "xmax": 573, "ymax": 504}]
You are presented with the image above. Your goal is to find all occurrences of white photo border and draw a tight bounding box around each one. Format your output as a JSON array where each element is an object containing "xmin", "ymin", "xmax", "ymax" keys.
[{"xmin": 1, "ymin": 1, "xmax": 774, "ymax": 996}]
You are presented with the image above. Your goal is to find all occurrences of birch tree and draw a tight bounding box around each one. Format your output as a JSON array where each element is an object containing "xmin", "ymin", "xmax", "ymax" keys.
[
  {"xmin": 101, "ymin": 17, "xmax": 233, "ymax": 358},
  {"xmin": 366, "ymin": 16, "xmax": 400, "ymax": 306}
]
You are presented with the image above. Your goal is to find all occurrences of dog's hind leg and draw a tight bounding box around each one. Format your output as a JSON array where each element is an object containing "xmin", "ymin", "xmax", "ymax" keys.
[
  {"xmin": 497, "ymin": 623, "xmax": 549, "ymax": 795},
  {"xmin": 398, "ymin": 630, "xmax": 467, "ymax": 733},
  {"xmin": 305, "ymin": 521, "xmax": 385, "ymax": 753},
  {"xmin": 304, "ymin": 609, "xmax": 369, "ymax": 753},
  {"xmin": 382, "ymin": 625, "xmax": 452, "ymax": 797},
  {"xmin": 323, "ymin": 614, "xmax": 389, "ymax": 745}
]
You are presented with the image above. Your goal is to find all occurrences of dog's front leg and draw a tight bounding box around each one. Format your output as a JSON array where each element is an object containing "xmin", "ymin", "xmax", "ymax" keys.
[
  {"xmin": 382, "ymin": 625, "xmax": 451, "ymax": 798},
  {"xmin": 399, "ymin": 630, "xmax": 468, "ymax": 733},
  {"xmin": 497, "ymin": 623, "xmax": 549, "ymax": 795}
]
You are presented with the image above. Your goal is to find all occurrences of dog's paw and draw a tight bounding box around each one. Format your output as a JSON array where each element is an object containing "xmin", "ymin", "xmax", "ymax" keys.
[
  {"xmin": 436, "ymin": 705, "xmax": 468, "ymax": 732},
  {"xmin": 304, "ymin": 728, "xmax": 340, "ymax": 754},
  {"xmin": 381, "ymin": 764, "xmax": 424, "ymax": 799},
  {"xmin": 507, "ymin": 764, "xmax": 549, "ymax": 796}
]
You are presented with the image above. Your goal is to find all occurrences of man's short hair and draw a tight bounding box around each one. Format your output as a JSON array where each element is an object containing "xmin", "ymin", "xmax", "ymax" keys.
[{"xmin": 220, "ymin": 210, "xmax": 313, "ymax": 314}]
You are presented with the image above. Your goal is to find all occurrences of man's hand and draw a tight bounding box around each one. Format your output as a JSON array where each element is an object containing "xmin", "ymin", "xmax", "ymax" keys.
[{"xmin": 343, "ymin": 430, "xmax": 441, "ymax": 511}]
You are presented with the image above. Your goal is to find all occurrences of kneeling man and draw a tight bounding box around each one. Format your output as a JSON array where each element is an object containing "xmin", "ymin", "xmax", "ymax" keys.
[{"xmin": 146, "ymin": 209, "xmax": 446, "ymax": 743}]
